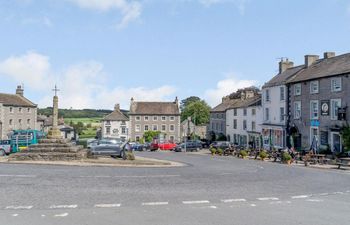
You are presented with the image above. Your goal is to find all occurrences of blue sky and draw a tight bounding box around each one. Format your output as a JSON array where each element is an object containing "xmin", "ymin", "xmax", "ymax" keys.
[{"xmin": 0, "ymin": 0, "xmax": 350, "ymax": 109}]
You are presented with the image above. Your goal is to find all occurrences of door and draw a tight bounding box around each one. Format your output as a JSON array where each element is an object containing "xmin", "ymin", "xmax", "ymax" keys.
[{"xmin": 331, "ymin": 132, "xmax": 341, "ymax": 153}]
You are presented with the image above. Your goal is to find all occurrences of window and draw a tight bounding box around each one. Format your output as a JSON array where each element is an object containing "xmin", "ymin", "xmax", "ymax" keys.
[
  {"xmin": 144, "ymin": 125, "xmax": 149, "ymax": 131},
  {"xmin": 170, "ymin": 125, "xmax": 175, "ymax": 132},
  {"xmin": 9, "ymin": 119, "xmax": 13, "ymax": 125},
  {"xmin": 280, "ymin": 107, "xmax": 285, "ymax": 122},
  {"xmin": 135, "ymin": 116, "xmax": 141, "ymax": 121},
  {"xmin": 135, "ymin": 125, "xmax": 141, "ymax": 132},
  {"xmin": 106, "ymin": 127, "xmax": 111, "ymax": 135},
  {"xmin": 169, "ymin": 136, "xmax": 175, "ymax": 142},
  {"xmin": 280, "ymin": 86, "xmax": 285, "ymax": 101},
  {"xmin": 121, "ymin": 127, "xmax": 126, "ymax": 134},
  {"xmin": 252, "ymin": 108, "xmax": 256, "ymax": 116},
  {"xmin": 170, "ymin": 116, "xmax": 175, "ymax": 121},
  {"xmin": 136, "ymin": 136, "xmax": 140, "ymax": 142},
  {"xmin": 243, "ymin": 108, "xmax": 247, "ymax": 116},
  {"xmin": 153, "ymin": 116, "xmax": 158, "ymax": 121},
  {"xmin": 152, "ymin": 125, "xmax": 158, "ymax": 131},
  {"xmin": 27, "ymin": 119, "xmax": 30, "ymax": 125},
  {"xmin": 27, "ymin": 108, "xmax": 31, "ymax": 113},
  {"xmin": 106, "ymin": 121, "xmax": 111, "ymax": 125},
  {"xmin": 161, "ymin": 116, "xmax": 166, "ymax": 121},
  {"xmin": 144, "ymin": 116, "xmax": 149, "ymax": 121},
  {"xmin": 294, "ymin": 101, "xmax": 301, "ymax": 119},
  {"xmin": 243, "ymin": 120, "xmax": 247, "ymax": 130},
  {"xmin": 265, "ymin": 108, "xmax": 270, "ymax": 121},
  {"xmin": 310, "ymin": 100, "xmax": 319, "ymax": 119},
  {"xmin": 331, "ymin": 99, "xmax": 341, "ymax": 120},
  {"xmin": 265, "ymin": 89, "xmax": 270, "ymax": 102},
  {"xmin": 19, "ymin": 107, "xmax": 22, "ymax": 113},
  {"xmin": 9, "ymin": 107, "xmax": 13, "ymax": 113},
  {"xmin": 233, "ymin": 119, "xmax": 237, "ymax": 129},
  {"xmin": 18, "ymin": 119, "xmax": 22, "ymax": 125},
  {"xmin": 161, "ymin": 125, "xmax": 167, "ymax": 131},
  {"xmin": 252, "ymin": 121, "xmax": 256, "ymax": 131},
  {"xmin": 233, "ymin": 109, "xmax": 237, "ymax": 116},
  {"xmin": 331, "ymin": 77, "xmax": 342, "ymax": 92},
  {"xmin": 294, "ymin": 83, "xmax": 301, "ymax": 96},
  {"xmin": 310, "ymin": 81, "xmax": 319, "ymax": 94}
]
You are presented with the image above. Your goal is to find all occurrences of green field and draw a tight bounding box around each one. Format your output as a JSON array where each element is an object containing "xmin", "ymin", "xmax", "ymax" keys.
[{"xmin": 64, "ymin": 117, "xmax": 102, "ymax": 128}]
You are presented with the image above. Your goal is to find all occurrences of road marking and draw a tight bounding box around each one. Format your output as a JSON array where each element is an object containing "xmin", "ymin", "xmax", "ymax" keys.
[
  {"xmin": 142, "ymin": 202, "xmax": 169, "ymax": 206},
  {"xmin": 115, "ymin": 175, "xmax": 180, "ymax": 178},
  {"xmin": 333, "ymin": 192, "xmax": 344, "ymax": 195},
  {"xmin": 209, "ymin": 206, "xmax": 217, "ymax": 209},
  {"xmin": 257, "ymin": 197, "xmax": 279, "ymax": 201},
  {"xmin": 250, "ymin": 204, "xmax": 257, "ymax": 207},
  {"xmin": 94, "ymin": 204, "xmax": 121, "ymax": 208},
  {"xmin": 221, "ymin": 199, "xmax": 246, "ymax": 203},
  {"xmin": 270, "ymin": 201, "xmax": 291, "ymax": 205},
  {"xmin": 5, "ymin": 206, "xmax": 33, "ymax": 210},
  {"xmin": 41, "ymin": 215, "xmax": 46, "ymax": 217},
  {"xmin": 306, "ymin": 199, "xmax": 324, "ymax": 202},
  {"xmin": 12, "ymin": 214, "xmax": 19, "ymax": 217},
  {"xmin": 318, "ymin": 193, "xmax": 329, "ymax": 196},
  {"xmin": 54, "ymin": 213, "xmax": 69, "ymax": 217},
  {"xmin": 291, "ymin": 195, "xmax": 310, "ymax": 199},
  {"xmin": 183, "ymin": 200, "xmax": 210, "ymax": 205},
  {"xmin": 0, "ymin": 174, "xmax": 36, "ymax": 178},
  {"xmin": 346, "ymin": 190, "xmax": 350, "ymax": 193},
  {"xmin": 49, "ymin": 205, "xmax": 78, "ymax": 209}
]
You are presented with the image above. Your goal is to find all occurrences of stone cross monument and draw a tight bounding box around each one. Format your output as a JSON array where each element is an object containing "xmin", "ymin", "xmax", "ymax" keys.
[{"xmin": 47, "ymin": 85, "xmax": 62, "ymax": 139}]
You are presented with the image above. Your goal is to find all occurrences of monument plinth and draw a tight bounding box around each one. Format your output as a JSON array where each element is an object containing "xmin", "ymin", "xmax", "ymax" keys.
[{"xmin": 9, "ymin": 85, "xmax": 87, "ymax": 161}]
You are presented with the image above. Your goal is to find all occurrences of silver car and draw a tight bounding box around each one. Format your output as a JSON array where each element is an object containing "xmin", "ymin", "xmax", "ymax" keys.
[
  {"xmin": 89, "ymin": 139, "xmax": 127, "ymax": 159},
  {"xmin": 0, "ymin": 140, "xmax": 11, "ymax": 156}
]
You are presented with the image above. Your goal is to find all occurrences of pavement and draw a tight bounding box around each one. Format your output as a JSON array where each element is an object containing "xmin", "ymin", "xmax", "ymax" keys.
[{"xmin": 1, "ymin": 150, "xmax": 350, "ymax": 225}]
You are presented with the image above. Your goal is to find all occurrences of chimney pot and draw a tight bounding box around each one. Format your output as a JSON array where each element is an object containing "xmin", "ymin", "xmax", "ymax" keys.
[
  {"xmin": 324, "ymin": 52, "xmax": 335, "ymax": 59},
  {"xmin": 304, "ymin": 55, "xmax": 319, "ymax": 67},
  {"xmin": 16, "ymin": 85, "xmax": 24, "ymax": 96},
  {"xmin": 279, "ymin": 59, "xmax": 294, "ymax": 74}
]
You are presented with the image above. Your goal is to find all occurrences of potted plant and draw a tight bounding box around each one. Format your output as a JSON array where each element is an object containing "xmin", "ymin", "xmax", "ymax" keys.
[
  {"xmin": 210, "ymin": 147, "xmax": 217, "ymax": 155},
  {"xmin": 239, "ymin": 150, "xmax": 248, "ymax": 159},
  {"xmin": 282, "ymin": 152, "xmax": 292, "ymax": 165},
  {"xmin": 259, "ymin": 150, "xmax": 268, "ymax": 161},
  {"xmin": 217, "ymin": 148, "xmax": 223, "ymax": 156}
]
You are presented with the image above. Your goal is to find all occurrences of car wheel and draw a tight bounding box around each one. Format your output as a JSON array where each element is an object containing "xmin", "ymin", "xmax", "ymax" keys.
[
  {"xmin": 120, "ymin": 150, "xmax": 127, "ymax": 160},
  {"xmin": 0, "ymin": 149, "xmax": 5, "ymax": 157}
]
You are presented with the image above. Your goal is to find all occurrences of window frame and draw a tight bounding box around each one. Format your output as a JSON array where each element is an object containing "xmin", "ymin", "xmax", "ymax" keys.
[
  {"xmin": 310, "ymin": 100, "xmax": 319, "ymax": 120},
  {"xmin": 294, "ymin": 101, "xmax": 301, "ymax": 119},
  {"xmin": 310, "ymin": 81, "xmax": 319, "ymax": 94},
  {"xmin": 331, "ymin": 77, "xmax": 342, "ymax": 92},
  {"xmin": 330, "ymin": 99, "xmax": 341, "ymax": 120},
  {"xmin": 294, "ymin": 83, "xmax": 301, "ymax": 96}
]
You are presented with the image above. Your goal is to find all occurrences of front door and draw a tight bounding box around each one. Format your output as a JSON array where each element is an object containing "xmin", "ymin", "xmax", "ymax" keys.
[{"xmin": 331, "ymin": 132, "xmax": 342, "ymax": 153}]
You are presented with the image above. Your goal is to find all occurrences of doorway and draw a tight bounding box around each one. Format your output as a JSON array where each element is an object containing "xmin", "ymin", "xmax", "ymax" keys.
[{"xmin": 331, "ymin": 132, "xmax": 342, "ymax": 153}]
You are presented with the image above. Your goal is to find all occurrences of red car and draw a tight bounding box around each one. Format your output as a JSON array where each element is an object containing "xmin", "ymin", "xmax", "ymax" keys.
[{"xmin": 150, "ymin": 140, "xmax": 177, "ymax": 151}]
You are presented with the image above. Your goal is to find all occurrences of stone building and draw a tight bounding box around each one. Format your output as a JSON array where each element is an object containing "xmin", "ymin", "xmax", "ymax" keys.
[
  {"xmin": 101, "ymin": 104, "xmax": 129, "ymax": 140},
  {"xmin": 261, "ymin": 59, "xmax": 303, "ymax": 150},
  {"xmin": 287, "ymin": 52, "xmax": 350, "ymax": 153},
  {"xmin": 180, "ymin": 118, "xmax": 207, "ymax": 141},
  {"xmin": 129, "ymin": 98, "xmax": 181, "ymax": 142},
  {"xmin": 0, "ymin": 86, "xmax": 37, "ymax": 139},
  {"xmin": 226, "ymin": 89, "xmax": 262, "ymax": 147}
]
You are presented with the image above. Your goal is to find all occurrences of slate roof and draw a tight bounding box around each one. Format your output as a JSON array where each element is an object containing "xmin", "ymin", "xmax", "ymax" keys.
[
  {"xmin": 211, "ymin": 99, "xmax": 240, "ymax": 113},
  {"xmin": 103, "ymin": 109, "xmax": 129, "ymax": 121},
  {"xmin": 287, "ymin": 53, "xmax": 350, "ymax": 83},
  {"xmin": 228, "ymin": 95, "xmax": 262, "ymax": 109},
  {"xmin": 262, "ymin": 65, "xmax": 304, "ymax": 88},
  {"xmin": 130, "ymin": 101, "xmax": 180, "ymax": 115},
  {"xmin": 0, "ymin": 93, "xmax": 37, "ymax": 107}
]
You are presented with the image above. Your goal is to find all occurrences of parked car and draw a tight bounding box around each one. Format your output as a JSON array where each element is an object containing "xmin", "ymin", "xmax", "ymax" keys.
[
  {"xmin": 0, "ymin": 140, "xmax": 12, "ymax": 156},
  {"xmin": 130, "ymin": 142, "xmax": 145, "ymax": 151},
  {"xmin": 210, "ymin": 141, "xmax": 231, "ymax": 150},
  {"xmin": 174, "ymin": 141, "xmax": 202, "ymax": 152},
  {"xmin": 150, "ymin": 140, "xmax": 177, "ymax": 151},
  {"xmin": 88, "ymin": 139, "xmax": 126, "ymax": 159},
  {"xmin": 87, "ymin": 139, "xmax": 99, "ymax": 149}
]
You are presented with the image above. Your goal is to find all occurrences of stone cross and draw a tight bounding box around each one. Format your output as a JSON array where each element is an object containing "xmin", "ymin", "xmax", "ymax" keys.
[
  {"xmin": 47, "ymin": 85, "xmax": 62, "ymax": 139},
  {"xmin": 52, "ymin": 85, "xmax": 60, "ymax": 96}
]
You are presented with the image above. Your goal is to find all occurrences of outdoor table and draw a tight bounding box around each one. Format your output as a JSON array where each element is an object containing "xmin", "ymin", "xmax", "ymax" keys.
[{"xmin": 308, "ymin": 154, "xmax": 326, "ymax": 164}]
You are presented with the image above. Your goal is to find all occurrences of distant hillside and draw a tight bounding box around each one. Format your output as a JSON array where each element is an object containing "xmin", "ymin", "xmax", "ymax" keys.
[{"xmin": 38, "ymin": 108, "xmax": 121, "ymax": 118}]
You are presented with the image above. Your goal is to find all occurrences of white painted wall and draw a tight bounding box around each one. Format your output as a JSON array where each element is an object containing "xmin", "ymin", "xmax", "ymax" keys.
[{"xmin": 102, "ymin": 120, "xmax": 129, "ymax": 140}]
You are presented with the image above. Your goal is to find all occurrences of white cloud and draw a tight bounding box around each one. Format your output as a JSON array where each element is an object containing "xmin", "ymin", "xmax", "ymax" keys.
[
  {"xmin": 198, "ymin": 0, "xmax": 249, "ymax": 14},
  {"xmin": 204, "ymin": 74, "xmax": 258, "ymax": 107},
  {"xmin": 0, "ymin": 52, "xmax": 176, "ymax": 110},
  {"xmin": 68, "ymin": 0, "xmax": 142, "ymax": 28}
]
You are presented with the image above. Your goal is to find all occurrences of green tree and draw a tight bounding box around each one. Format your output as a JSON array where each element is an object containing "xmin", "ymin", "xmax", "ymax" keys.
[
  {"xmin": 72, "ymin": 121, "xmax": 85, "ymax": 135},
  {"xmin": 181, "ymin": 100, "xmax": 211, "ymax": 125},
  {"xmin": 143, "ymin": 131, "xmax": 161, "ymax": 142},
  {"xmin": 180, "ymin": 96, "xmax": 201, "ymax": 112}
]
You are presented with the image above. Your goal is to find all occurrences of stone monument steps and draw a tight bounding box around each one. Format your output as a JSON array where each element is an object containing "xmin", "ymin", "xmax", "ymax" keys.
[
  {"xmin": 26, "ymin": 147, "xmax": 81, "ymax": 153},
  {"xmin": 9, "ymin": 152, "xmax": 87, "ymax": 161},
  {"xmin": 29, "ymin": 143, "xmax": 75, "ymax": 148}
]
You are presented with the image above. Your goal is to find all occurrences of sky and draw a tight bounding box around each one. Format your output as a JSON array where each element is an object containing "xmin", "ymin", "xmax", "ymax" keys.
[{"xmin": 0, "ymin": 0, "xmax": 350, "ymax": 110}]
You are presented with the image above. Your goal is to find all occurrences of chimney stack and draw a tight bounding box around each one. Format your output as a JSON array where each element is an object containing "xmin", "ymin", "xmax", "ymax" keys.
[
  {"xmin": 304, "ymin": 55, "xmax": 319, "ymax": 67},
  {"xmin": 114, "ymin": 104, "xmax": 120, "ymax": 111},
  {"xmin": 324, "ymin": 52, "xmax": 335, "ymax": 59},
  {"xmin": 16, "ymin": 85, "xmax": 24, "ymax": 96},
  {"xmin": 175, "ymin": 96, "xmax": 179, "ymax": 105},
  {"xmin": 279, "ymin": 58, "xmax": 294, "ymax": 74}
]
